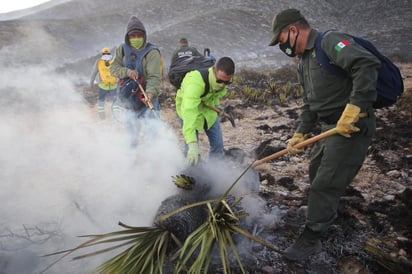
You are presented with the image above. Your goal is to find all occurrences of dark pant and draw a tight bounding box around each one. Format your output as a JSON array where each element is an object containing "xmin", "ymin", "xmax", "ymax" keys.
[
  {"xmin": 98, "ymin": 88, "xmax": 117, "ymax": 119},
  {"xmin": 306, "ymin": 115, "xmax": 375, "ymax": 232}
]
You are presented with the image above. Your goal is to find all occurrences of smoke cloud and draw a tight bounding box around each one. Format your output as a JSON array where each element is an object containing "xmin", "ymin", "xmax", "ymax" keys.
[
  {"xmin": 0, "ymin": 63, "xmax": 187, "ymax": 272},
  {"xmin": 0, "ymin": 60, "xmax": 284, "ymax": 272},
  {"xmin": 0, "ymin": 24, "xmax": 280, "ymax": 272}
]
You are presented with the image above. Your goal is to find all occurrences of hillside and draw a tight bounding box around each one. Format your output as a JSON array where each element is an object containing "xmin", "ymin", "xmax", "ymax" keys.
[
  {"xmin": 0, "ymin": 0, "xmax": 411, "ymax": 78},
  {"xmin": 0, "ymin": 1, "xmax": 411, "ymax": 273}
]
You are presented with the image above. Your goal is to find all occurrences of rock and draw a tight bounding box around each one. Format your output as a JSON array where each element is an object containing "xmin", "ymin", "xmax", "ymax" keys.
[{"xmin": 386, "ymin": 170, "xmax": 401, "ymax": 177}]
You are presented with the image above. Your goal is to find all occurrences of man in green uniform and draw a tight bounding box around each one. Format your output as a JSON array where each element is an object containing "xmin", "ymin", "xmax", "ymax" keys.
[
  {"xmin": 268, "ymin": 9, "xmax": 380, "ymax": 261},
  {"xmin": 175, "ymin": 57, "xmax": 235, "ymax": 166}
]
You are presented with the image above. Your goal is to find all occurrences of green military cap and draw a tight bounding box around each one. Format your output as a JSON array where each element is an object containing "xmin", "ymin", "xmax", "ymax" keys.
[{"xmin": 269, "ymin": 9, "xmax": 304, "ymax": 46}]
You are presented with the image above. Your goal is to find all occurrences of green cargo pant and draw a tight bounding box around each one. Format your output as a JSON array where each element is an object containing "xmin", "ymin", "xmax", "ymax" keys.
[{"xmin": 306, "ymin": 115, "xmax": 375, "ymax": 232}]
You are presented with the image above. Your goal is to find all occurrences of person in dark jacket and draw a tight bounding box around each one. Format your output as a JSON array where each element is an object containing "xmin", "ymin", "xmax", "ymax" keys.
[
  {"xmin": 110, "ymin": 15, "xmax": 162, "ymax": 146},
  {"xmin": 268, "ymin": 9, "xmax": 380, "ymax": 261},
  {"xmin": 170, "ymin": 38, "xmax": 202, "ymax": 67}
]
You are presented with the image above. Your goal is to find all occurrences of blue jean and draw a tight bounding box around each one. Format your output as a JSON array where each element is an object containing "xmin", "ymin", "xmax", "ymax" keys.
[
  {"xmin": 182, "ymin": 117, "xmax": 224, "ymax": 159},
  {"xmin": 98, "ymin": 88, "xmax": 117, "ymax": 103},
  {"xmin": 135, "ymin": 97, "xmax": 160, "ymax": 118},
  {"xmin": 126, "ymin": 97, "xmax": 160, "ymax": 147}
]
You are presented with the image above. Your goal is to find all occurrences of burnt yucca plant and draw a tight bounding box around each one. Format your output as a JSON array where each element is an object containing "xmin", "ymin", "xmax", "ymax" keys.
[
  {"xmin": 43, "ymin": 162, "xmax": 280, "ymax": 274},
  {"xmin": 173, "ymin": 197, "xmax": 248, "ymax": 273}
]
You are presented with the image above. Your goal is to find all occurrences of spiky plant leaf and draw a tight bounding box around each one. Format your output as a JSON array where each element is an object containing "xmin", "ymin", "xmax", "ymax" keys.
[
  {"xmin": 43, "ymin": 160, "xmax": 281, "ymax": 274},
  {"xmin": 42, "ymin": 224, "xmax": 179, "ymax": 274},
  {"xmin": 173, "ymin": 196, "xmax": 251, "ymax": 274},
  {"xmin": 172, "ymin": 174, "xmax": 196, "ymax": 190}
]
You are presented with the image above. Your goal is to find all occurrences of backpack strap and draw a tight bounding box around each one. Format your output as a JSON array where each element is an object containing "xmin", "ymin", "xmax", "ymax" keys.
[
  {"xmin": 315, "ymin": 30, "xmax": 347, "ymax": 77},
  {"xmin": 199, "ymin": 68, "xmax": 210, "ymax": 97}
]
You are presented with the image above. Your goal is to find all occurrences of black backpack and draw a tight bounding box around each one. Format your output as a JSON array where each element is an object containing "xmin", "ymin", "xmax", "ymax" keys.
[
  {"xmin": 315, "ymin": 30, "xmax": 404, "ymax": 108},
  {"xmin": 168, "ymin": 56, "xmax": 215, "ymax": 95}
]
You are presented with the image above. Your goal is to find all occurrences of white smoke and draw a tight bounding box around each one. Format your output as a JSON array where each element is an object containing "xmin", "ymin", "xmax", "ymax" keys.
[
  {"xmin": 0, "ymin": 62, "xmax": 286, "ymax": 272},
  {"xmin": 0, "ymin": 39, "xmax": 284, "ymax": 273},
  {"xmin": 0, "ymin": 64, "xmax": 186, "ymax": 273}
]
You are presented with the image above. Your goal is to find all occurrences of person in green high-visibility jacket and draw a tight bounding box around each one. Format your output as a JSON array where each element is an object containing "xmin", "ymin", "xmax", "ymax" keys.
[
  {"xmin": 268, "ymin": 9, "xmax": 380, "ymax": 261},
  {"xmin": 175, "ymin": 57, "xmax": 235, "ymax": 166}
]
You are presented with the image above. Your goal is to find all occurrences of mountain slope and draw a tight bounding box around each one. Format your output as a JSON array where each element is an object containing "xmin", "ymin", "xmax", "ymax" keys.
[{"xmin": 0, "ymin": 0, "xmax": 411, "ymax": 80}]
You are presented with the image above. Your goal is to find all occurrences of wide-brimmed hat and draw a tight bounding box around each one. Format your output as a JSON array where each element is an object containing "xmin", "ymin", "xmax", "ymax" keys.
[{"xmin": 268, "ymin": 9, "xmax": 304, "ymax": 46}]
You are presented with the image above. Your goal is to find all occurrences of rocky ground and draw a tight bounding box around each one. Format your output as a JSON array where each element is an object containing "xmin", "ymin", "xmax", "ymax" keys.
[{"xmin": 81, "ymin": 63, "xmax": 412, "ymax": 273}]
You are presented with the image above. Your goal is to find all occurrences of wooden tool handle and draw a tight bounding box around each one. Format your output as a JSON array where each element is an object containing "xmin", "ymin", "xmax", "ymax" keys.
[{"xmin": 252, "ymin": 128, "xmax": 338, "ymax": 167}]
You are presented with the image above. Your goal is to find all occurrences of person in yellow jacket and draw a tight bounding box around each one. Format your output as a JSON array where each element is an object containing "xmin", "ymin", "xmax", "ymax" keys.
[
  {"xmin": 176, "ymin": 57, "xmax": 235, "ymax": 166},
  {"xmin": 90, "ymin": 47, "xmax": 119, "ymax": 120}
]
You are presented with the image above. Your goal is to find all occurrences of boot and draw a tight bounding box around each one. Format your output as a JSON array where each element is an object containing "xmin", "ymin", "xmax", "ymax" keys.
[{"xmin": 282, "ymin": 226, "xmax": 322, "ymax": 261}]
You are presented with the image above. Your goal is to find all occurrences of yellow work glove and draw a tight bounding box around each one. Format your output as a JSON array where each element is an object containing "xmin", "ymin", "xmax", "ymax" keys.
[
  {"xmin": 336, "ymin": 103, "xmax": 361, "ymax": 138},
  {"xmin": 187, "ymin": 142, "xmax": 200, "ymax": 166},
  {"xmin": 286, "ymin": 133, "xmax": 307, "ymax": 155}
]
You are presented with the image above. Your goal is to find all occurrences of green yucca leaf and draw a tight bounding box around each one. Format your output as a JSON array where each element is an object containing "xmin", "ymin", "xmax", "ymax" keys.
[
  {"xmin": 224, "ymin": 228, "xmax": 246, "ymax": 274},
  {"xmin": 216, "ymin": 229, "xmax": 230, "ymax": 273},
  {"xmin": 72, "ymin": 239, "xmax": 136, "ymax": 260}
]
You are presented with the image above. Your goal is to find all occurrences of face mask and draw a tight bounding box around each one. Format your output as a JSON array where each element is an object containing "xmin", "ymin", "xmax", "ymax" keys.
[
  {"xmin": 130, "ymin": 37, "xmax": 144, "ymax": 49},
  {"xmin": 101, "ymin": 54, "xmax": 112, "ymax": 61},
  {"xmin": 279, "ymin": 29, "xmax": 299, "ymax": 57},
  {"xmin": 209, "ymin": 69, "xmax": 226, "ymax": 91},
  {"xmin": 211, "ymin": 81, "xmax": 225, "ymax": 91}
]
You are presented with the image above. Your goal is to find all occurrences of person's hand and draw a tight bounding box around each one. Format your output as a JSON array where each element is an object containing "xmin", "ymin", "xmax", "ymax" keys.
[
  {"xmin": 217, "ymin": 107, "xmax": 225, "ymax": 117},
  {"xmin": 142, "ymin": 93, "xmax": 153, "ymax": 106},
  {"xmin": 286, "ymin": 133, "xmax": 307, "ymax": 155},
  {"xmin": 128, "ymin": 70, "xmax": 138, "ymax": 81},
  {"xmin": 336, "ymin": 103, "xmax": 361, "ymax": 138},
  {"xmin": 187, "ymin": 142, "xmax": 200, "ymax": 166}
]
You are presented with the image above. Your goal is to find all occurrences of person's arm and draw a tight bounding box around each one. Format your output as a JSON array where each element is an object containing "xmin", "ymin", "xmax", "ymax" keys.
[
  {"xmin": 170, "ymin": 50, "xmax": 178, "ymax": 66},
  {"xmin": 89, "ymin": 60, "xmax": 98, "ymax": 88},
  {"xmin": 322, "ymin": 32, "xmax": 380, "ymax": 110},
  {"xmin": 142, "ymin": 49, "xmax": 161, "ymax": 98},
  {"xmin": 110, "ymin": 44, "xmax": 129, "ymax": 79},
  {"xmin": 295, "ymin": 99, "xmax": 318, "ymax": 134},
  {"xmin": 288, "ymin": 101, "xmax": 317, "ymax": 154},
  {"xmin": 180, "ymin": 72, "xmax": 206, "ymax": 144}
]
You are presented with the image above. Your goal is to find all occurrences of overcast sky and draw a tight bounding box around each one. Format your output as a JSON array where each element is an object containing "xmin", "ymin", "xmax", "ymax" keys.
[{"xmin": 0, "ymin": 0, "xmax": 50, "ymax": 13}]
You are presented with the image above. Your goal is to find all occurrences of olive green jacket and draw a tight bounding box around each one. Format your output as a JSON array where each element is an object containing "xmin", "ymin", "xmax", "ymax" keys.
[
  {"xmin": 176, "ymin": 67, "xmax": 227, "ymax": 144},
  {"xmin": 296, "ymin": 29, "xmax": 380, "ymax": 134},
  {"xmin": 110, "ymin": 45, "xmax": 161, "ymax": 97}
]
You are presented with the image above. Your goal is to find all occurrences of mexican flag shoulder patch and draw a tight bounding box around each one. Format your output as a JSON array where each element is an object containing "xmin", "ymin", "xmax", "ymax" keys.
[{"xmin": 335, "ymin": 40, "xmax": 350, "ymax": 52}]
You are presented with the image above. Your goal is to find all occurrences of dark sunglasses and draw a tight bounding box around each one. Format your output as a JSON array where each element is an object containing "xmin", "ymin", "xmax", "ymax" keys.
[{"xmin": 216, "ymin": 78, "xmax": 232, "ymax": 85}]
